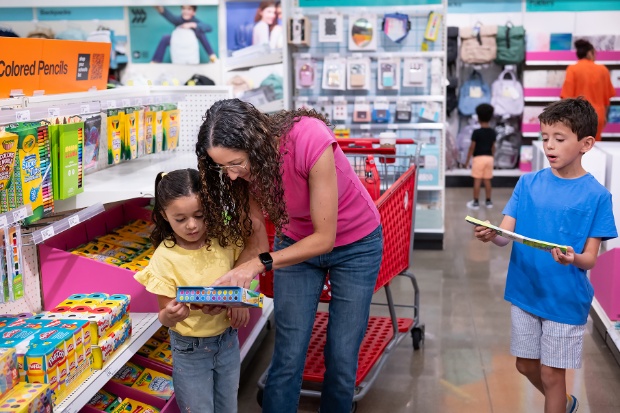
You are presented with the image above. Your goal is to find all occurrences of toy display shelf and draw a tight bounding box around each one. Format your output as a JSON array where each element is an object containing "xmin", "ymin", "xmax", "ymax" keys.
[
  {"xmin": 523, "ymin": 88, "xmax": 620, "ymax": 102},
  {"xmin": 526, "ymin": 51, "xmax": 620, "ymax": 66},
  {"xmin": 55, "ymin": 312, "xmax": 161, "ymax": 413},
  {"xmin": 414, "ymin": 209, "xmax": 444, "ymax": 234},
  {"xmin": 590, "ymin": 297, "xmax": 620, "ymax": 367},
  {"xmin": 225, "ymin": 50, "xmax": 283, "ymax": 72},
  {"xmin": 523, "ymin": 123, "xmax": 620, "ymax": 138}
]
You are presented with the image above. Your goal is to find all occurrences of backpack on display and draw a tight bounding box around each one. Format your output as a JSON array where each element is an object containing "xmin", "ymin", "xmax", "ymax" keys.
[
  {"xmin": 460, "ymin": 24, "xmax": 497, "ymax": 64},
  {"xmin": 456, "ymin": 118, "xmax": 479, "ymax": 166},
  {"xmin": 170, "ymin": 28, "xmax": 200, "ymax": 65},
  {"xmin": 446, "ymin": 76, "xmax": 458, "ymax": 116},
  {"xmin": 458, "ymin": 71, "xmax": 491, "ymax": 116},
  {"xmin": 260, "ymin": 74, "xmax": 284, "ymax": 100},
  {"xmin": 491, "ymin": 68, "xmax": 524, "ymax": 116},
  {"xmin": 494, "ymin": 119, "xmax": 522, "ymax": 169},
  {"xmin": 447, "ymin": 26, "xmax": 459, "ymax": 67},
  {"xmin": 495, "ymin": 23, "xmax": 525, "ymax": 65}
]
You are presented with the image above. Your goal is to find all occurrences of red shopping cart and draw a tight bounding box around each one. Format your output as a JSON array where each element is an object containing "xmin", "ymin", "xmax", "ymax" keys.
[{"xmin": 257, "ymin": 146, "xmax": 424, "ymax": 412}]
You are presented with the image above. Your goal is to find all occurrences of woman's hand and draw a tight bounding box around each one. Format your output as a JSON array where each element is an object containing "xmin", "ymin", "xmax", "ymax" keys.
[
  {"xmin": 228, "ymin": 307, "xmax": 250, "ymax": 328},
  {"xmin": 474, "ymin": 223, "xmax": 497, "ymax": 243},
  {"xmin": 551, "ymin": 246, "xmax": 575, "ymax": 265},
  {"xmin": 159, "ymin": 299, "xmax": 190, "ymax": 327},
  {"xmin": 211, "ymin": 258, "xmax": 263, "ymax": 289}
]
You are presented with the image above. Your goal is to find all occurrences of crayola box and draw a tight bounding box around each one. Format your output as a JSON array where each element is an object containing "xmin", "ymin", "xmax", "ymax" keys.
[
  {"xmin": 111, "ymin": 397, "xmax": 160, "ymax": 413},
  {"xmin": 131, "ymin": 368, "xmax": 173, "ymax": 399},
  {"xmin": 123, "ymin": 108, "xmax": 138, "ymax": 160},
  {"xmin": 177, "ymin": 286, "xmax": 264, "ymax": 308},
  {"xmin": 0, "ymin": 382, "xmax": 53, "ymax": 413},
  {"xmin": 91, "ymin": 315, "xmax": 131, "ymax": 369},
  {"xmin": 145, "ymin": 106, "xmax": 163, "ymax": 153},
  {"xmin": 151, "ymin": 326, "xmax": 169, "ymax": 343},
  {"xmin": 147, "ymin": 341, "xmax": 172, "ymax": 367},
  {"xmin": 107, "ymin": 110, "xmax": 124, "ymax": 165},
  {"xmin": 111, "ymin": 361, "xmax": 143, "ymax": 386},
  {"xmin": 162, "ymin": 106, "xmax": 179, "ymax": 151},
  {"xmin": 0, "ymin": 132, "xmax": 18, "ymax": 214}
]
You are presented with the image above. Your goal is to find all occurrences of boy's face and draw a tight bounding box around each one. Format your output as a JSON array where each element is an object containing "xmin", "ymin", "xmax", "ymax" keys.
[
  {"xmin": 181, "ymin": 6, "xmax": 196, "ymax": 20},
  {"xmin": 541, "ymin": 121, "xmax": 594, "ymax": 176}
]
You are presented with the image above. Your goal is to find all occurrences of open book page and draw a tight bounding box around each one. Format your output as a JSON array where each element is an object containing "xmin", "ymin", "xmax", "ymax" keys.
[{"xmin": 465, "ymin": 216, "xmax": 568, "ymax": 253}]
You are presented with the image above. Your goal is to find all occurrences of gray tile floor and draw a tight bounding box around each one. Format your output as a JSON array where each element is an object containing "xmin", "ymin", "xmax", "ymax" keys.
[{"xmin": 238, "ymin": 187, "xmax": 620, "ymax": 412}]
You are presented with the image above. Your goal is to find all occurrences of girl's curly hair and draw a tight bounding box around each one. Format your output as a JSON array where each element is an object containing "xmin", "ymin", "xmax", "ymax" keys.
[{"xmin": 196, "ymin": 98, "xmax": 329, "ymax": 248}]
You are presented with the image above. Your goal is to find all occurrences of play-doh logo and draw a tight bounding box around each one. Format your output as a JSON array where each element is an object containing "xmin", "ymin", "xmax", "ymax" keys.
[
  {"xmin": 47, "ymin": 348, "xmax": 65, "ymax": 369},
  {"xmin": 3, "ymin": 329, "xmax": 20, "ymax": 339},
  {"xmin": 39, "ymin": 329, "xmax": 57, "ymax": 340},
  {"xmin": 29, "ymin": 362, "xmax": 42, "ymax": 370}
]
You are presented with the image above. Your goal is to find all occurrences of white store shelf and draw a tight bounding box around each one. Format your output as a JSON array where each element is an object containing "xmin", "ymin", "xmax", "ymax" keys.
[
  {"xmin": 226, "ymin": 51, "xmax": 283, "ymax": 72},
  {"xmin": 240, "ymin": 298, "xmax": 273, "ymax": 361},
  {"xmin": 445, "ymin": 168, "xmax": 524, "ymax": 177},
  {"xmin": 590, "ymin": 297, "xmax": 620, "ymax": 366},
  {"xmin": 418, "ymin": 185, "xmax": 443, "ymax": 191},
  {"xmin": 55, "ymin": 313, "xmax": 161, "ymax": 413},
  {"xmin": 54, "ymin": 152, "xmax": 197, "ymax": 212},
  {"xmin": 347, "ymin": 123, "xmax": 444, "ymax": 131}
]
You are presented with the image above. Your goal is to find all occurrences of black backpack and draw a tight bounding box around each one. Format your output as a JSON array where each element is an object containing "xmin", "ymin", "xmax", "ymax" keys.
[
  {"xmin": 185, "ymin": 74, "xmax": 215, "ymax": 86},
  {"xmin": 446, "ymin": 76, "xmax": 458, "ymax": 116},
  {"xmin": 447, "ymin": 27, "xmax": 459, "ymax": 66}
]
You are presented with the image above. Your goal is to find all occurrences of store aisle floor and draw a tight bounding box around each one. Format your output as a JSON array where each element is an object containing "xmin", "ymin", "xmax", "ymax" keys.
[{"xmin": 238, "ymin": 187, "xmax": 620, "ymax": 413}]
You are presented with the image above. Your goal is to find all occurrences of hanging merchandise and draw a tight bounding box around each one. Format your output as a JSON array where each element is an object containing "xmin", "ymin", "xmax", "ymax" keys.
[
  {"xmin": 162, "ymin": 104, "xmax": 180, "ymax": 151},
  {"xmin": 0, "ymin": 132, "xmax": 18, "ymax": 215},
  {"xmin": 495, "ymin": 23, "xmax": 526, "ymax": 65},
  {"xmin": 83, "ymin": 115, "xmax": 101, "ymax": 171},
  {"xmin": 123, "ymin": 109, "xmax": 138, "ymax": 160},
  {"xmin": 332, "ymin": 98, "xmax": 348, "ymax": 122},
  {"xmin": 316, "ymin": 97, "xmax": 333, "ymax": 122},
  {"xmin": 402, "ymin": 58, "xmax": 427, "ymax": 88},
  {"xmin": 382, "ymin": 13, "xmax": 410, "ymax": 43},
  {"xmin": 4, "ymin": 224, "xmax": 24, "ymax": 301},
  {"xmin": 419, "ymin": 101, "xmax": 441, "ymax": 122},
  {"xmin": 322, "ymin": 55, "xmax": 347, "ymax": 91},
  {"xmin": 460, "ymin": 23, "xmax": 498, "ymax": 64},
  {"xmin": 491, "ymin": 68, "xmax": 525, "ymax": 117},
  {"xmin": 395, "ymin": 100, "xmax": 412, "ymax": 122},
  {"xmin": 107, "ymin": 109, "xmax": 124, "ymax": 165},
  {"xmin": 318, "ymin": 12, "xmax": 343, "ymax": 43},
  {"xmin": 146, "ymin": 106, "xmax": 164, "ymax": 153},
  {"xmin": 36, "ymin": 124, "xmax": 53, "ymax": 216},
  {"xmin": 446, "ymin": 76, "xmax": 458, "ymax": 116},
  {"xmin": 54, "ymin": 121, "xmax": 85, "ymax": 201},
  {"xmin": 446, "ymin": 26, "xmax": 459, "ymax": 68},
  {"xmin": 295, "ymin": 57, "xmax": 317, "ymax": 89},
  {"xmin": 423, "ymin": 12, "xmax": 441, "ymax": 42},
  {"xmin": 136, "ymin": 107, "xmax": 146, "ymax": 157},
  {"xmin": 349, "ymin": 14, "xmax": 377, "ymax": 51},
  {"xmin": 288, "ymin": 14, "xmax": 311, "ymax": 46},
  {"xmin": 372, "ymin": 99, "xmax": 390, "ymax": 123},
  {"xmin": 347, "ymin": 56, "xmax": 371, "ymax": 90},
  {"xmin": 377, "ymin": 57, "xmax": 400, "ymax": 90},
  {"xmin": 458, "ymin": 70, "xmax": 491, "ymax": 116},
  {"xmin": 260, "ymin": 74, "xmax": 284, "ymax": 100},
  {"xmin": 353, "ymin": 99, "xmax": 371, "ymax": 123}
]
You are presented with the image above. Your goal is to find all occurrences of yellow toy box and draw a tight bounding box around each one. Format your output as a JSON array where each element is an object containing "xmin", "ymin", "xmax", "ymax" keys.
[
  {"xmin": 111, "ymin": 397, "xmax": 160, "ymax": 413},
  {"xmin": 131, "ymin": 368, "xmax": 173, "ymax": 400},
  {"xmin": 0, "ymin": 382, "xmax": 53, "ymax": 413}
]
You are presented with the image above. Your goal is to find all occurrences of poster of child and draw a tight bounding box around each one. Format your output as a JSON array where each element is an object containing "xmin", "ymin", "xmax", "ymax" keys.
[
  {"xmin": 226, "ymin": 1, "xmax": 283, "ymax": 55},
  {"xmin": 129, "ymin": 5, "xmax": 218, "ymax": 64}
]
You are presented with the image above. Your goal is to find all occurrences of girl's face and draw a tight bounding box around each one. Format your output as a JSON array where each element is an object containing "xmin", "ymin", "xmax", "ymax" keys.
[
  {"xmin": 260, "ymin": 6, "xmax": 276, "ymax": 25},
  {"xmin": 162, "ymin": 194, "xmax": 206, "ymax": 249},
  {"xmin": 207, "ymin": 147, "xmax": 252, "ymax": 182}
]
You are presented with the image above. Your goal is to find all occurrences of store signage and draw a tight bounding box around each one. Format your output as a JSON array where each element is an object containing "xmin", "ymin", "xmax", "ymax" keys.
[
  {"xmin": 36, "ymin": 7, "xmax": 124, "ymax": 21},
  {"xmin": 0, "ymin": 38, "xmax": 110, "ymax": 98},
  {"xmin": 526, "ymin": 0, "xmax": 620, "ymax": 11},
  {"xmin": 299, "ymin": 0, "xmax": 440, "ymax": 7},
  {"xmin": 448, "ymin": 0, "xmax": 521, "ymax": 13}
]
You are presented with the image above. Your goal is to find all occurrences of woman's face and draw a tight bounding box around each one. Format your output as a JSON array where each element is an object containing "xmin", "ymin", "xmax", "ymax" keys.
[
  {"xmin": 260, "ymin": 6, "xmax": 276, "ymax": 25},
  {"xmin": 207, "ymin": 147, "xmax": 252, "ymax": 182}
]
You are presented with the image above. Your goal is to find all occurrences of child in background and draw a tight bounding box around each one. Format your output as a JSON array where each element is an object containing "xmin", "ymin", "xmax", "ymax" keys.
[
  {"xmin": 466, "ymin": 103, "xmax": 497, "ymax": 209},
  {"xmin": 134, "ymin": 169, "xmax": 249, "ymax": 413},
  {"xmin": 473, "ymin": 98, "xmax": 617, "ymax": 413}
]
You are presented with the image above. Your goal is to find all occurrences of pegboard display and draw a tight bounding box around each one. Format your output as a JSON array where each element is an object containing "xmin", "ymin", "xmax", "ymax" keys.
[
  {"xmin": 177, "ymin": 90, "xmax": 233, "ymax": 153},
  {"xmin": 0, "ymin": 235, "xmax": 42, "ymax": 314}
]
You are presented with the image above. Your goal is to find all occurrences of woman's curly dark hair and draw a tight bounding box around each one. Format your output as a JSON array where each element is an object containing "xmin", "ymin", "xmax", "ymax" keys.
[
  {"xmin": 196, "ymin": 98, "xmax": 330, "ymax": 248},
  {"xmin": 151, "ymin": 169, "xmax": 202, "ymax": 248}
]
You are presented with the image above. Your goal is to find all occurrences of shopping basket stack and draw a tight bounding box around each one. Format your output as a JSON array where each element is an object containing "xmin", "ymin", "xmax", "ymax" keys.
[{"xmin": 257, "ymin": 140, "xmax": 424, "ymax": 412}]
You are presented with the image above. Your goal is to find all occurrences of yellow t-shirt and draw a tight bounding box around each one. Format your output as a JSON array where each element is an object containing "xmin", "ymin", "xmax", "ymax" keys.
[{"xmin": 134, "ymin": 239, "xmax": 242, "ymax": 338}]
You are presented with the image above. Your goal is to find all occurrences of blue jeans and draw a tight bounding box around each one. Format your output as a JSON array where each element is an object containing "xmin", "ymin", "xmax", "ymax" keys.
[
  {"xmin": 170, "ymin": 328, "xmax": 240, "ymax": 413},
  {"xmin": 263, "ymin": 225, "xmax": 383, "ymax": 413}
]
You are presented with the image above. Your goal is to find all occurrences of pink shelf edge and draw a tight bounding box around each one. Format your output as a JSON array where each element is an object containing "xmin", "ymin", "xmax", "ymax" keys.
[
  {"xmin": 524, "ymin": 88, "xmax": 620, "ymax": 97},
  {"xmin": 526, "ymin": 51, "xmax": 620, "ymax": 61},
  {"xmin": 522, "ymin": 123, "xmax": 620, "ymax": 134}
]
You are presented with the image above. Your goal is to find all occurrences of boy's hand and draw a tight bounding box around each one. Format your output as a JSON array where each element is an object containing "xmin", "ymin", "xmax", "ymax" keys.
[
  {"xmin": 474, "ymin": 222, "xmax": 497, "ymax": 243},
  {"xmin": 161, "ymin": 299, "xmax": 190, "ymax": 325},
  {"xmin": 228, "ymin": 307, "xmax": 250, "ymax": 328},
  {"xmin": 551, "ymin": 246, "xmax": 575, "ymax": 265}
]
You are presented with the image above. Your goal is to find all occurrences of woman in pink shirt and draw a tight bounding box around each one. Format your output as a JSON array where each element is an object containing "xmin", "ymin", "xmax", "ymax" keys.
[{"xmin": 196, "ymin": 99, "xmax": 382, "ymax": 413}]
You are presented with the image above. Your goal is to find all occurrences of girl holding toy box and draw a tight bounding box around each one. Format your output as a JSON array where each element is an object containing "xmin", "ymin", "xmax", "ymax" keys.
[{"xmin": 134, "ymin": 168, "xmax": 248, "ymax": 413}]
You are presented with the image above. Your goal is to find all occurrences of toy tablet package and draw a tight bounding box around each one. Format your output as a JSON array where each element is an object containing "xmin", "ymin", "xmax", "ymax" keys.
[
  {"xmin": 131, "ymin": 368, "xmax": 173, "ymax": 399},
  {"xmin": 110, "ymin": 398, "xmax": 160, "ymax": 413},
  {"xmin": 111, "ymin": 361, "xmax": 144, "ymax": 386},
  {"xmin": 177, "ymin": 286, "xmax": 264, "ymax": 308}
]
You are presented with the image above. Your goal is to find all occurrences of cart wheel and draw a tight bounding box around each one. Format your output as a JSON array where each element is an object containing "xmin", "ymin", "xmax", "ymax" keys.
[
  {"xmin": 350, "ymin": 401, "xmax": 357, "ymax": 413},
  {"xmin": 256, "ymin": 389, "xmax": 263, "ymax": 407},
  {"xmin": 411, "ymin": 326, "xmax": 425, "ymax": 350}
]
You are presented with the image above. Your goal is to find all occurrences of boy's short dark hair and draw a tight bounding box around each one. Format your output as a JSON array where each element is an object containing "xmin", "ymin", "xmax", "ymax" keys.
[
  {"xmin": 475, "ymin": 103, "xmax": 494, "ymax": 123},
  {"xmin": 574, "ymin": 39, "xmax": 594, "ymax": 60},
  {"xmin": 538, "ymin": 98, "xmax": 598, "ymax": 140}
]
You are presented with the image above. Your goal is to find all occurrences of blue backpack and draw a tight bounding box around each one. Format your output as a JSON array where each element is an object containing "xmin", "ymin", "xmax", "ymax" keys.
[{"xmin": 458, "ymin": 71, "xmax": 491, "ymax": 116}]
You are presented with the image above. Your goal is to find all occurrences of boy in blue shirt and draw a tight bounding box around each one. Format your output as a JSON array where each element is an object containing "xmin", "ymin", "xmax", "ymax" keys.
[{"xmin": 474, "ymin": 98, "xmax": 617, "ymax": 413}]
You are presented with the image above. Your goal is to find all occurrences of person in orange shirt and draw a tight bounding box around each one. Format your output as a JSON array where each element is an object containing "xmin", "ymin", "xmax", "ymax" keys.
[{"xmin": 561, "ymin": 39, "xmax": 616, "ymax": 140}]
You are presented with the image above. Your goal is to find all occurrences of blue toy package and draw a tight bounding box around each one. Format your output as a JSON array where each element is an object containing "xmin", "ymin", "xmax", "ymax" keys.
[{"xmin": 176, "ymin": 286, "xmax": 264, "ymax": 308}]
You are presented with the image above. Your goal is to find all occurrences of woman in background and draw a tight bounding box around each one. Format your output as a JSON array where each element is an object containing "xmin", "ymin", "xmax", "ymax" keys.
[{"xmin": 561, "ymin": 39, "xmax": 615, "ymax": 140}]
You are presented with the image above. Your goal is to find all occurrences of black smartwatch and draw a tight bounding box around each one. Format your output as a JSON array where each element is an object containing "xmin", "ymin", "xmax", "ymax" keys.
[{"xmin": 258, "ymin": 252, "xmax": 273, "ymax": 272}]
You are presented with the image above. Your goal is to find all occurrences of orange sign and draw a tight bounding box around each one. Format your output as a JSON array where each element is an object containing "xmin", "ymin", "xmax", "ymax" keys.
[{"xmin": 0, "ymin": 38, "xmax": 110, "ymax": 98}]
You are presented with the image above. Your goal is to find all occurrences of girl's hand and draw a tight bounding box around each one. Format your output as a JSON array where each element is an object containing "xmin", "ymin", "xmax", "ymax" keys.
[
  {"xmin": 552, "ymin": 246, "xmax": 575, "ymax": 265},
  {"xmin": 161, "ymin": 299, "xmax": 190, "ymax": 326},
  {"xmin": 190, "ymin": 304, "xmax": 226, "ymax": 316},
  {"xmin": 474, "ymin": 223, "xmax": 497, "ymax": 243},
  {"xmin": 228, "ymin": 307, "xmax": 250, "ymax": 328}
]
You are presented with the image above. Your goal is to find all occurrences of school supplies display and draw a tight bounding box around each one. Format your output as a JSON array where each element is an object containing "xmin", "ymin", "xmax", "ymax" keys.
[
  {"xmin": 87, "ymin": 389, "xmax": 121, "ymax": 411},
  {"xmin": 176, "ymin": 286, "xmax": 265, "ymax": 308},
  {"xmin": 465, "ymin": 216, "xmax": 568, "ymax": 253},
  {"xmin": 131, "ymin": 368, "xmax": 174, "ymax": 399},
  {"xmin": 49, "ymin": 118, "xmax": 85, "ymax": 201},
  {"xmin": 110, "ymin": 398, "xmax": 160, "ymax": 413},
  {"xmin": 0, "ymin": 383, "xmax": 53, "ymax": 413},
  {"xmin": 162, "ymin": 105, "xmax": 180, "ymax": 151},
  {"xmin": 83, "ymin": 115, "xmax": 102, "ymax": 171},
  {"xmin": 111, "ymin": 361, "xmax": 144, "ymax": 386}
]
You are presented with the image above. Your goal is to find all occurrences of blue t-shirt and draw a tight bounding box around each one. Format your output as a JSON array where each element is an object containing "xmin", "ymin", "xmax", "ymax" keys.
[{"xmin": 503, "ymin": 168, "xmax": 617, "ymax": 325}]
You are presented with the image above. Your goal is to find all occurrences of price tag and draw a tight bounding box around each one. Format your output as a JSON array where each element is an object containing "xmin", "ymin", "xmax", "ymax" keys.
[
  {"xmin": 15, "ymin": 110, "xmax": 30, "ymax": 122},
  {"xmin": 107, "ymin": 100, "xmax": 117, "ymax": 109},
  {"xmin": 12, "ymin": 207, "xmax": 28, "ymax": 222},
  {"xmin": 68, "ymin": 215, "xmax": 80, "ymax": 228},
  {"xmin": 80, "ymin": 104, "xmax": 90, "ymax": 114},
  {"xmin": 47, "ymin": 107, "xmax": 60, "ymax": 117},
  {"xmin": 0, "ymin": 215, "xmax": 7, "ymax": 227},
  {"xmin": 40, "ymin": 226, "xmax": 55, "ymax": 241},
  {"xmin": 105, "ymin": 368, "xmax": 114, "ymax": 378},
  {"xmin": 122, "ymin": 99, "xmax": 131, "ymax": 107}
]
